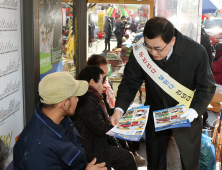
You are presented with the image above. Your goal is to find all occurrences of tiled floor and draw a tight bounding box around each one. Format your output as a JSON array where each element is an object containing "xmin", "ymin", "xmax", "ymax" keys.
[
  {"xmin": 137, "ymin": 141, "xmax": 148, "ymax": 170},
  {"xmin": 137, "ymin": 139, "xmax": 182, "ymax": 170}
]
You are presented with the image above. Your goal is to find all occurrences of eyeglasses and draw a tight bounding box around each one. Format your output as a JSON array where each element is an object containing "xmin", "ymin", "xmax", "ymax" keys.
[{"xmin": 143, "ymin": 41, "xmax": 169, "ymax": 53}]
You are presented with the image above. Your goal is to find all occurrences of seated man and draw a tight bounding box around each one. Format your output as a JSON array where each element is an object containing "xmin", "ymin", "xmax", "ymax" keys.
[
  {"xmin": 73, "ymin": 66, "xmax": 137, "ymax": 170},
  {"xmin": 13, "ymin": 72, "xmax": 107, "ymax": 170}
]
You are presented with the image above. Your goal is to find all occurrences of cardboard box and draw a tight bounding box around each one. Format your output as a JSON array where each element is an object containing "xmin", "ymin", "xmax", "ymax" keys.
[
  {"xmin": 212, "ymin": 92, "xmax": 222, "ymax": 102},
  {"xmin": 108, "ymin": 60, "xmax": 122, "ymax": 67},
  {"xmin": 207, "ymin": 92, "xmax": 222, "ymax": 113}
]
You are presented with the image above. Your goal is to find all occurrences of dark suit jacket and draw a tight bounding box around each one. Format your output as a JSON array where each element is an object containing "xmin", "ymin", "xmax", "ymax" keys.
[
  {"xmin": 201, "ymin": 28, "xmax": 213, "ymax": 69},
  {"xmin": 115, "ymin": 29, "xmax": 216, "ymax": 170}
]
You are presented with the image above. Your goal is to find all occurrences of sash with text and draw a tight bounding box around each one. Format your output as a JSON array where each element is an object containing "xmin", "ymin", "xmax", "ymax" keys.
[{"xmin": 133, "ymin": 37, "xmax": 194, "ymax": 110}]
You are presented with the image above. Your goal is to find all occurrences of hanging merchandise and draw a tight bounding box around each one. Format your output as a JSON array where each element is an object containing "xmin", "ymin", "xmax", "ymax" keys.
[
  {"xmin": 106, "ymin": 5, "xmax": 129, "ymax": 18},
  {"xmin": 106, "ymin": 5, "xmax": 118, "ymax": 18},
  {"xmin": 107, "ymin": 6, "xmax": 114, "ymax": 17},
  {"xmin": 118, "ymin": 4, "xmax": 128, "ymax": 17},
  {"xmin": 97, "ymin": 10, "xmax": 105, "ymax": 32}
]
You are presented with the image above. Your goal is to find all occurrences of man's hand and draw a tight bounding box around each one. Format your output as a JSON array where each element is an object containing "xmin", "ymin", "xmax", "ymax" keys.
[
  {"xmin": 110, "ymin": 110, "xmax": 122, "ymax": 126},
  {"xmin": 86, "ymin": 158, "xmax": 107, "ymax": 170},
  {"xmin": 180, "ymin": 108, "xmax": 198, "ymax": 123}
]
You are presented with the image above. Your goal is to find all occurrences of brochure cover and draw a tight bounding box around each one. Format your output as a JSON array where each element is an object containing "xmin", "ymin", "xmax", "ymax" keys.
[
  {"xmin": 106, "ymin": 105, "xmax": 149, "ymax": 141},
  {"xmin": 153, "ymin": 105, "xmax": 191, "ymax": 132}
]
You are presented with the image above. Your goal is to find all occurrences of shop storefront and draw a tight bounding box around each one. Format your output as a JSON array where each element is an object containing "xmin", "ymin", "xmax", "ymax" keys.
[
  {"xmin": 87, "ymin": 3, "xmax": 150, "ymax": 56},
  {"xmin": 85, "ymin": 0, "xmax": 201, "ymax": 95},
  {"xmin": 85, "ymin": 1, "xmax": 153, "ymax": 95}
]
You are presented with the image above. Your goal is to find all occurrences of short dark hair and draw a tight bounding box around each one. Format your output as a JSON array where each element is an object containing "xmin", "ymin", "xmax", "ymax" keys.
[
  {"xmin": 42, "ymin": 103, "xmax": 57, "ymax": 109},
  {"xmin": 41, "ymin": 98, "xmax": 71, "ymax": 109},
  {"xmin": 143, "ymin": 17, "xmax": 175, "ymax": 44},
  {"xmin": 121, "ymin": 15, "xmax": 126, "ymax": 20},
  {"xmin": 86, "ymin": 54, "xmax": 108, "ymax": 67},
  {"xmin": 79, "ymin": 66, "xmax": 104, "ymax": 83},
  {"xmin": 215, "ymin": 42, "xmax": 222, "ymax": 52}
]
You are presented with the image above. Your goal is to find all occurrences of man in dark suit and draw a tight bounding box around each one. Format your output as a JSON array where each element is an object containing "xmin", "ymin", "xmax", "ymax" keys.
[{"xmin": 111, "ymin": 17, "xmax": 216, "ymax": 170}]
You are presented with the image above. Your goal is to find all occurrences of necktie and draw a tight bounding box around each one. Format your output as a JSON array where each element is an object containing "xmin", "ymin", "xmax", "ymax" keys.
[
  {"xmin": 157, "ymin": 58, "xmax": 167, "ymax": 69},
  {"xmin": 156, "ymin": 60, "xmax": 165, "ymax": 69},
  {"xmin": 153, "ymin": 57, "xmax": 167, "ymax": 69}
]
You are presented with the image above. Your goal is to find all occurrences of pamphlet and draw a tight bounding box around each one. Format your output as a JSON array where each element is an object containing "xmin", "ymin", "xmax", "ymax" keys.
[
  {"xmin": 153, "ymin": 105, "xmax": 191, "ymax": 132},
  {"xmin": 106, "ymin": 105, "xmax": 149, "ymax": 141}
]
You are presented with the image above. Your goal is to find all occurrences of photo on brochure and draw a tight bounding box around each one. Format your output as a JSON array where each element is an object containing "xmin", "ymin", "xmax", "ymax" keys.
[
  {"xmin": 153, "ymin": 105, "xmax": 191, "ymax": 132},
  {"xmin": 106, "ymin": 104, "xmax": 149, "ymax": 141}
]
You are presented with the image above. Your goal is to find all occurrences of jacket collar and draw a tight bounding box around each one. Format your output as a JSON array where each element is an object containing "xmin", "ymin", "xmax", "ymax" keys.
[
  {"xmin": 162, "ymin": 29, "xmax": 187, "ymax": 68},
  {"xmin": 166, "ymin": 47, "xmax": 173, "ymax": 60},
  {"xmin": 35, "ymin": 102, "xmax": 67, "ymax": 138},
  {"xmin": 87, "ymin": 86, "xmax": 103, "ymax": 101},
  {"xmin": 172, "ymin": 29, "xmax": 187, "ymax": 59}
]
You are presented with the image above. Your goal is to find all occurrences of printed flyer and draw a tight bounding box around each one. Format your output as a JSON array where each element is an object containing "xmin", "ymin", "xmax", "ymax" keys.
[
  {"xmin": 39, "ymin": 0, "xmax": 63, "ymax": 79},
  {"xmin": 153, "ymin": 105, "xmax": 191, "ymax": 131},
  {"xmin": 106, "ymin": 105, "xmax": 149, "ymax": 141}
]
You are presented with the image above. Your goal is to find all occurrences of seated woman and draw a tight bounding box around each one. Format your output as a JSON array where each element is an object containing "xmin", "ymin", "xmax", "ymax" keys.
[
  {"xmin": 86, "ymin": 54, "xmax": 115, "ymax": 116},
  {"xmin": 73, "ymin": 66, "xmax": 137, "ymax": 170},
  {"xmin": 86, "ymin": 55, "xmax": 145, "ymax": 164},
  {"xmin": 213, "ymin": 43, "xmax": 222, "ymax": 85}
]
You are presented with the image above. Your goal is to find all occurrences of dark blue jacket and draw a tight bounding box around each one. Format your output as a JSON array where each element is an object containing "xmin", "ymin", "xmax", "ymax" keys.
[{"xmin": 13, "ymin": 102, "xmax": 88, "ymax": 170}]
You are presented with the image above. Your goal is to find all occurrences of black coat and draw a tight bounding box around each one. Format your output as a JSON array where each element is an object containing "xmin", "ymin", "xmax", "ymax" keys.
[
  {"xmin": 201, "ymin": 28, "xmax": 213, "ymax": 69},
  {"xmin": 115, "ymin": 29, "xmax": 216, "ymax": 169},
  {"xmin": 73, "ymin": 91, "xmax": 112, "ymax": 170},
  {"xmin": 104, "ymin": 19, "xmax": 112, "ymax": 38}
]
